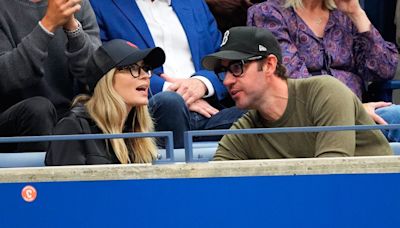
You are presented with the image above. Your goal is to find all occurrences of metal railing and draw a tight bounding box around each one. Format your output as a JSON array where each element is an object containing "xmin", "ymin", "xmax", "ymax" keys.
[
  {"xmin": 0, "ymin": 131, "xmax": 175, "ymax": 164},
  {"xmin": 184, "ymin": 124, "xmax": 400, "ymax": 162}
]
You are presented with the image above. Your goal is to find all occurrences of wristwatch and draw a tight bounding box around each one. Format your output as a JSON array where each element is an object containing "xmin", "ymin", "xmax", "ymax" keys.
[{"xmin": 63, "ymin": 19, "xmax": 82, "ymax": 38}]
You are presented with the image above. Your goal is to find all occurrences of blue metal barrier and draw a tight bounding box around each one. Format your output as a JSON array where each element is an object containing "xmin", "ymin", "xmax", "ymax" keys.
[
  {"xmin": 184, "ymin": 124, "xmax": 400, "ymax": 162},
  {"xmin": 0, "ymin": 132, "xmax": 175, "ymax": 164}
]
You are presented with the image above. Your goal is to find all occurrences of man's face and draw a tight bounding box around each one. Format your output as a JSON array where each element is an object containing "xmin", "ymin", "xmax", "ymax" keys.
[{"xmin": 221, "ymin": 59, "xmax": 267, "ymax": 109}]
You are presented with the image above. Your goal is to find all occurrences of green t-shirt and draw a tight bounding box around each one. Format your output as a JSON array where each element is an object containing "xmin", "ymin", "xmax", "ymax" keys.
[{"xmin": 214, "ymin": 76, "xmax": 392, "ymax": 160}]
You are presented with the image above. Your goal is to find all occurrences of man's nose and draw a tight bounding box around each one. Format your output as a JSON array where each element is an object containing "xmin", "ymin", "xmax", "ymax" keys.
[{"xmin": 223, "ymin": 72, "xmax": 235, "ymax": 87}]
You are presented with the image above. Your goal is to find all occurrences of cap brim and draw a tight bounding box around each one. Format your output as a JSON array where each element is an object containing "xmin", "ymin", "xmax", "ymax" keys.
[
  {"xmin": 202, "ymin": 50, "xmax": 257, "ymax": 71},
  {"xmin": 118, "ymin": 47, "xmax": 165, "ymax": 69}
]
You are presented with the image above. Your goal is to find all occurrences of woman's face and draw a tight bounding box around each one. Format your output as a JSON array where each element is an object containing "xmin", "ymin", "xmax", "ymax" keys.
[{"xmin": 113, "ymin": 61, "xmax": 151, "ymax": 110}]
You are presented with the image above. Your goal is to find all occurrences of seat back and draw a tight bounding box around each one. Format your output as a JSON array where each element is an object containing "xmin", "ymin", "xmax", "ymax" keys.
[{"xmin": 0, "ymin": 152, "xmax": 45, "ymax": 168}]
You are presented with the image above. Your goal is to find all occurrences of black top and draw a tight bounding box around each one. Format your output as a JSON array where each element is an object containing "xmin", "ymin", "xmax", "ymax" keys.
[{"xmin": 45, "ymin": 106, "xmax": 120, "ymax": 165}]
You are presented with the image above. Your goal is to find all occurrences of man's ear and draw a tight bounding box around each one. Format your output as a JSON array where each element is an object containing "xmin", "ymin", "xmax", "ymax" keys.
[{"xmin": 264, "ymin": 54, "xmax": 278, "ymax": 75}]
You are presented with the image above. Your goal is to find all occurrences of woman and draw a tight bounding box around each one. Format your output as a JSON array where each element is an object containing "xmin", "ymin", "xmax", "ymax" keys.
[
  {"xmin": 45, "ymin": 39, "xmax": 165, "ymax": 165},
  {"xmin": 248, "ymin": 0, "xmax": 400, "ymax": 141}
]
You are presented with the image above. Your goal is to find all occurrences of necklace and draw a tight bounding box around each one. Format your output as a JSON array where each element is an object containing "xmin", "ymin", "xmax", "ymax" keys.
[{"xmin": 315, "ymin": 17, "xmax": 322, "ymax": 25}]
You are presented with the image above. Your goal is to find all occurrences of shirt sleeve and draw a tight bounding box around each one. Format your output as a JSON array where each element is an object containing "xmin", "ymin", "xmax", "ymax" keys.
[
  {"xmin": 65, "ymin": 0, "xmax": 101, "ymax": 84},
  {"xmin": 353, "ymin": 25, "xmax": 398, "ymax": 82},
  {"xmin": 0, "ymin": 24, "xmax": 53, "ymax": 94},
  {"xmin": 213, "ymin": 119, "xmax": 250, "ymax": 161},
  {"xmin": 308, "ymin": 77, "xmax": 360, "ymax": 157},
  {"xmin": 247, "ymin": 2, "xmax": 310, "ymax": 78}
]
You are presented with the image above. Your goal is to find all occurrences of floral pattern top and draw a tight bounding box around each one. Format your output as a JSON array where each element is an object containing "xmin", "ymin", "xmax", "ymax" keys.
[{"xmin": 247, "ymin": 0, "xmax": 398, "ymax": 98}]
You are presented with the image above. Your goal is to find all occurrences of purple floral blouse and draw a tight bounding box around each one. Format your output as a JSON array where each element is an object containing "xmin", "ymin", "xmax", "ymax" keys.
[{"xmin": 247, "ymin": 0, "xmax": 399, "ymax": 98}]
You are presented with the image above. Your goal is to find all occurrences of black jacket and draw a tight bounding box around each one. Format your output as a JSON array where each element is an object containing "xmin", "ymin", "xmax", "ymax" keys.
[{"xmin": 45, "ymin": 106, "xmax": 120, "ymax": 165}]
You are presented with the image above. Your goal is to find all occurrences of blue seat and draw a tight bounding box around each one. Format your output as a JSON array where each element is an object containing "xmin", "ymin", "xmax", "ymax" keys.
[
  {"xmin": 0, "ymin": 152, "xmax": 45, "ymax": 168},
  {"xmin": 390, "ymin": 142, "xmax": 400, "ymax": 155},
  {"xmin": 158, "ymin": 141, "xmax": 218, "ymax": 162},
  {"xmin": 364, "ymin": 80, "xmax": 400, "ymax": 102}
]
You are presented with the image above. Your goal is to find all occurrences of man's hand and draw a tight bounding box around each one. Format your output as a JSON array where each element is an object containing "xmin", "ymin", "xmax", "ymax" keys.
[
  {"xmin": 166, "ymin": 78, "xmax": 207, "ymax": 106},
  {"xmin": 188, "ymin": 99, "xmax": 219, "ymax": 118},
  {"xmin": 363, "ymin": 102, "xmax": 392, "ymax": 125},
  {"xmin": 41, "ymin": 0, "xmax": 82, "ymax": 32}
]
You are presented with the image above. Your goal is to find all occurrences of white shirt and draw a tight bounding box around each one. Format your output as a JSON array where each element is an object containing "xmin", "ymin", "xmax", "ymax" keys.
[{"xmin": 136, "ymin": 0, "xmax": 214, "ymax": 97}]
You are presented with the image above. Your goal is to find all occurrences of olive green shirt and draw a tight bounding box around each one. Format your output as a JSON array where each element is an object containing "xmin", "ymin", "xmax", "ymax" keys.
[{"xmin": 214, "ymin": 76, "xmax": 392, "ymax": 160}]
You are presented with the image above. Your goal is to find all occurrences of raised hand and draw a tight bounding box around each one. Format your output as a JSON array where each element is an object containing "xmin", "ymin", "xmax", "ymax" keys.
[
  {"xmin": 41, "ymin": 0, "xmax": 82, "ymax": 32},
  {"xmin": 334, "ymin": 0, "xmax": 362, "ymax": 15},
  {"xmin": 334, "ymin": 0, "xmax": 371, "ymax": 32}
]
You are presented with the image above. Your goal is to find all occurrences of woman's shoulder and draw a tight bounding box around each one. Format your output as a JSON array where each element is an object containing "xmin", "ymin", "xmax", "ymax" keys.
[
  {"xmin": 249, "ymin": 0, "xmax": 287, "ymax": 13},
  {"xmin": 248, "ymin": 0, "xmax": 292, "ymax": 23},
  {"xmin": 54, "ymin": 106, "xmax": 94, "ymax": 135}
]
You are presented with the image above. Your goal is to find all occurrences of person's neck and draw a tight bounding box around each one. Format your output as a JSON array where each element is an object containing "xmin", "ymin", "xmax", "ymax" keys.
[
  {"xmin": 258, "ymin": 78, "xmax": 289, "ymax": 122},
  {"xmin": 300, "ymin": 0, "xmax": 324, "ymax": 11}
]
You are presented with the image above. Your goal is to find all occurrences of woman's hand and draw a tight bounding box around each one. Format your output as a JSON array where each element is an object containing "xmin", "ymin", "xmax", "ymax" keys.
[
  {"xmin": 334, "ymin": 0, "xmax": 362, "ymax": 15},
  {"xmin": 334, "ymin": 0, "xmax": 371, "ymax": 33}
]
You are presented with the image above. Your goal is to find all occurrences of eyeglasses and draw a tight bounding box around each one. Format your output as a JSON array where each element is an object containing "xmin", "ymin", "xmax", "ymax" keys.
[
  {"xmin": 214, "ymin": 56, "xmax": 264, "ymax": 80},
  {"xmin": 117, "ymin": 63, "xmax": 152, "ymax": 78}
]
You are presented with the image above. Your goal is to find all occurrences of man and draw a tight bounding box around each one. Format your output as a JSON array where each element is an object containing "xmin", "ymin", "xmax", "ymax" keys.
[
  {"xmin": 90, "ymin": 0, "xmax": 244, "ymax": 148},
  {"xmin": 0, "ymin": 0, "xmax": 100, "ymax": 152},
  {"xmin": 202, "ymin": 26, "xmax": 392, "ymax": 160}
]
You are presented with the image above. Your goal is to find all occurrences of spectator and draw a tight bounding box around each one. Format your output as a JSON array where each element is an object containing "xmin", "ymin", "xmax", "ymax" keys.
[
  {"xmin": 90, "ymin": 0, "xmax": 245, "ymax": 148},
  {"xmin": 248, "ymin": 0, "xmax": 400, "ymax": 142},
  {"xmin": 202, "ymin": 26, "xmax": 392, "ymax": 160},
  {"xmin": 46, "ymin": 39, "xmax": 165, "ymax": 165},
  {"xmin": 0, "ymin": 0, "xmax": 100, "ymax": 152},
  {"xmin": 205, "ymin": 0, "xmax": 264, "ymax": 32}
]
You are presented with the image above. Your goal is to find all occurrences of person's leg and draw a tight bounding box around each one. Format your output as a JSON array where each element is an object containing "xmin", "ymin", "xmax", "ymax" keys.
[
  {"xmin": 0, "ymin": 97, "xmax": 57, "ymax": 152},
  {"xmin": 376, "ymin": 104, "xmax": 400, "ymax": 142},
  {"xmin": 149, "ymin": 92, "xmax": 190, "ymax": 148}
]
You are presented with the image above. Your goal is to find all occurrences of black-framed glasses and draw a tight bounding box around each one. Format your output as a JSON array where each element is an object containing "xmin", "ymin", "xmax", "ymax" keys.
[
  {"xmin": 215, "ymin": 56, "xmax": 264, "ymax": 80},
  {"xmin": 117, "ymin": 63, "xmax": 152, "ymax": 78}
]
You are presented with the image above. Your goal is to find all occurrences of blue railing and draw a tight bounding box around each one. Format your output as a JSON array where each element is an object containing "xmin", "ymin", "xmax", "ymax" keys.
[
  {"xmin": 1, "ymin": 124, "xmax": 400, "ymax": 165},
  {"xmin": 0, "ymin": 131, "xmax": 175, "ymax": 164},
  {"xmin": 184, "ymin": 124, "xmax": 400, "ymax": 162}
]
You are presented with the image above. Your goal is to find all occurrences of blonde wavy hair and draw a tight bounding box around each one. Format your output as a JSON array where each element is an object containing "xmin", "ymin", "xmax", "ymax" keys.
[
  {"xmin": 73, "ymin": 68, "xmax": 157, "ymax": 164},
  {"xmin": 284, "ymin": 0, "xmax": 336, "ymax": 10}
]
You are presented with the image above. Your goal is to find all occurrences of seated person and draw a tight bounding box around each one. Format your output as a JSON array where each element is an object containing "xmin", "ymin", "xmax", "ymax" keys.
[
  {"xmin": 89, "ymin": 0, "xmax": 245, "ymax": 148},
  {"xmin": 202, "ymin": 27, "xmax": 392, "ymax": 160},
  {"xmin": 46, "ymin": 39, "xmax": 165, "ymax": 165},
  {"xmin": 248, "ymin": 0, "xmax": 400, "ymax": 142},
  {"xmin": 0, "ymin": 0, "xmax": 100, "ymax": 152},
  {"xmin": 0, "ymin": 97, "xmax": 56, "ymax": 153},
  {"xmin": 205, "ymin": 0, "xmax": 264, "ymax": 32}
]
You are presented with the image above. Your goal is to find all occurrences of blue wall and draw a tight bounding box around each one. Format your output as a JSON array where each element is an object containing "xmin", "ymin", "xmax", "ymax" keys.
[{"xmin": 0, "ymin": 173, "xmax": 399, "ymax": 227}]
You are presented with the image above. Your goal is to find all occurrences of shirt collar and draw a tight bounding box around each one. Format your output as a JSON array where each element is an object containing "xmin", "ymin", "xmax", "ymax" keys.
[{"xmin": 138, "ymin": 0, "xmax": 172, "ymax": 5}]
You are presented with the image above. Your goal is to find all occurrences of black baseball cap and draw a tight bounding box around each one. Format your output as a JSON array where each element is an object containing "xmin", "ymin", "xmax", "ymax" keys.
[
  {"xmin": 202, "ymin": 26, "xmax": 282, "ymax": 71},
  {"xmin": 86, "ymin": 39, "xmax": 165, "ymax": 92}
]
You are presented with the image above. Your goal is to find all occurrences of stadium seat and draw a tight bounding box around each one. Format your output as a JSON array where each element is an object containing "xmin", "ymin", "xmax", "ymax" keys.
[
  {"xmin": 158, "ymin": 141, "xmax": 218, "ymax": 162},
  {"xmin": 390, "ymin": 142, "xmax": 400, "ymax": 155},
  {"xmin": 0, "ymin": 152, "xmax": 45, "ymax": 168}
]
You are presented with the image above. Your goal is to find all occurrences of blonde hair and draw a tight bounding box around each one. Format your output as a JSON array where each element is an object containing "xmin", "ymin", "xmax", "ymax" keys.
[
  {"xmin": 73, "ymin": 68, "xmax": 157, "ymax": 164},
  {"xmin": 284, "ymin": 0, "xmax": 336, "ymax": 10}
]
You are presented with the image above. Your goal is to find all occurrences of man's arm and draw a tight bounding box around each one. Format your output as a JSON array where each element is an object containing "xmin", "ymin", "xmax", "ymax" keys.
[
  {"xmin": 309, "ymin": 77, "xmax": 362, "ymax": 157},
  {"xmin": 64, "ymin": 0, "xmax": 101, "ymax": 84}
]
